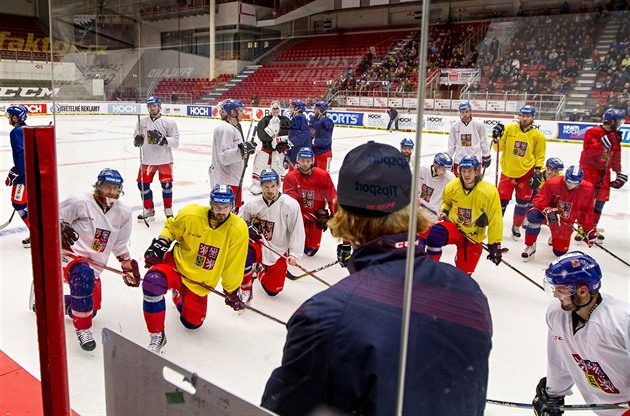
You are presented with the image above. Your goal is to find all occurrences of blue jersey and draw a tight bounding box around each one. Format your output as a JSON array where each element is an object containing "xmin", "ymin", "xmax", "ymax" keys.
[
  {"xmin": 10, "ymin": 123, "xmax": 26, "ymax": 184},
  {"xmin": 262, "ymin": 233, "xmax": 492, "ymax": 416},
  {"xmin": 311, "ymin": 116, "xmax": 334, "ymax": 155},
  {"xmin": 287, "ymin": 113, "xmax": 311, "ymax": 163}
]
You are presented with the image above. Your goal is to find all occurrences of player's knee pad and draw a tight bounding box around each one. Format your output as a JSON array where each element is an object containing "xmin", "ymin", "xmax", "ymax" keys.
[
  {"xmin": 514, "ymin": 197, "xmax": 529, "ymax": 215},
  {"xmin": 245, "ymin": 244, "xmax": 259, "ymax": 269},
  {"xmin": 426, "ymin": 224, "xmax": 448, "ymax": 248},
  {"xmin": 261, "ymin": 282, "xmax": 279, "ymax": 297},
  {"xmin": 179, "ymin": 315, "xmax": 202, "ymax": 330},
  {"xmin": 594, "ymin": 200, "xmax": 605, "ymax": 215},
  {"xmin": 160, "ymin": 181, "xmax": 172, "ymax": 194},
  {"xmin": 137, "ymin": 181, "xmax": 152, "ymax": 196},
  {"xmin": 68, "ymin": 262, "xmax": 95, "ymax": 297},
  {"xmin": 500, "ymin": 199, "xmax": 509, "ymax": 214},
  {"xmin": 304, "ymin": 247, "xmax": 319, "ymax": 256},
  {"xmin": 142, "ymin": 271, "xmax": 167, "ymax": 297},
  {"xmin": 527, "ymin": 209, "xmax": 544, "ymax": 226}
]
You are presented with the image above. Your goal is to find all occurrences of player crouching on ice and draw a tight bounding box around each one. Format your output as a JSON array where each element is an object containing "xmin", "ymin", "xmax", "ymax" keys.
[
  {"xmin": 141, "ymin": 184, "xmax": 249, "ymax": 353},
  {"xmin": 59, "ymin": 168, "xmax": 141, "ymax": 351}
]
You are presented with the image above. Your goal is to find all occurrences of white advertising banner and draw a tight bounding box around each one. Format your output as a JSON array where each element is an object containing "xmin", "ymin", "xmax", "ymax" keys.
[
  {"xmin": 487, "ymin": 100, "xmax": 506, "ymax": 112},
  {"xmin": 505, "ymin": 101, "xmax": 519, "ymax": 113},
  {"xmin": 359, "ymin": 96, "xmax": 374, "ymax": 107},
  {"xmin": 424, "ymin": 99, "xmax": 434, "ymax": 110},
  {"xmin": 388, "ymin": 97, "xmax": 403, "ymax": 107},
  {"xmin": 434, "ymin": 99, "xmax": 451, "ymax": 110},
  {"xmin": 402, "ymin": 97, "xmax": 418, "ymax": 108},
  {"xmin": 346, "ymin": 96, "xmax": 360, "ymax": 107},
  {"xmin": 373, "ymin": 96, "xmax": 388, "ymax": 107},
  {"xmin": 470, "ymin": 99, "xmax": 487, "ymax": 111}
]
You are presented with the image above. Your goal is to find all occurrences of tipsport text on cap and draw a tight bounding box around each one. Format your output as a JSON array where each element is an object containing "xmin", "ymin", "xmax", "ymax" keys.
[
  {"xmin": 368, "ymin": 154, "xmax": 409, "ymax": 169},
  {"xmin": 353, "ymin": 181, "xmax": 400, "ymax": 198}
]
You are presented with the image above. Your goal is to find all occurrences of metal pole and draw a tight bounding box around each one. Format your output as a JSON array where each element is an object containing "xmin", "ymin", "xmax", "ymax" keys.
[{"xmin": 395, "ymin": 0, "xmax": 430, "ymax": 414}]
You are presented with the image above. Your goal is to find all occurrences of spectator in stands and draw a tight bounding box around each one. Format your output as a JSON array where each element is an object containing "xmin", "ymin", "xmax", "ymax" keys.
[
  {"xmin": 569, "ymin": 109, "xmax": 580, "ymax": 121},
  {"xmin": 561, "ymin": 1, "xmax": 570, "ymax": 13},
  {"xmin": 251, "ymin": 94, "xmax": 260, "ymax": 107}
]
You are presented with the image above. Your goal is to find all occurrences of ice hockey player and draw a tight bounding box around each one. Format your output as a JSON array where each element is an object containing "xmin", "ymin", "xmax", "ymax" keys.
[
  {"xmin": 448, "ymin": 101, "xmax": 491, "ymax": 176},
  {"xmin": 522, "ymin": 157, "xmax": 564, "ymax": 229},
  {"xmin": 250, "ymin": 101, "xmax": 290, "ymax": 195},
  {"xmin": 261, "ymin": 141, "xmax": 492, "ymax": 416},
  {"xmin": 5, "ymin": 105, "xmax": 30, "ymax": 247},
  {"xmin": 141, "ymin": 184, "xmax": 249, "ymax": 353},
  {"xmin": 521, "ymin": 166, "xmax": 596, "ymax": 262},
  {"xmin": 59, "ymin": 168, "xmax": 140, "ymax": 351},
  {"xmin": 425, "ymin": 156, "xmax": 503, "ymax": 275},
  {"xmin": 310, "ymin": 100, "xmax": 334, "ymax": 170},
  {"xmin": 286, "ymin": 99, "xmax": 311, "ymax": 170},
  {"xmin": 239, "ymin": 169, "xmax": 304, "ymax": 302},
  {"xmin": 283, "ymin": 147, "xmax": 337, "ymax": 256},
  {"xmin": 418, "ymin": 152, "xmax": 455, "ymax": 221},
  {"xmin": 578, "ymin": 108, "xmax": 626, "ymax": 241},
  {"xmin": 492, "ymin": 104, "xmax": 546, "ymax": 240},
  {"xmin": 209, "ymin": 99, "xmax": 257, "ymax": 209},
  {"xmin": 386, "ymin": 105, "xmax": 399, "ymax": 132},
  {"xmin": 399, "ymin": 138, "xmax": 415, "ymax": 168},
  {"xmin": 133, "ymin": 96, "xmax": 180, "ymax": 222},
  {"xmin": 533, "ymin": 251, "xmax": 630, "ymax": 416}
]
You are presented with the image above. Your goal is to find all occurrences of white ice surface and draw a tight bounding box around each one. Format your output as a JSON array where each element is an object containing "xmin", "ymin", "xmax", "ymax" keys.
[{"xmin": 1, "ymin": 115, "xmax": 628, "ymax": 415}]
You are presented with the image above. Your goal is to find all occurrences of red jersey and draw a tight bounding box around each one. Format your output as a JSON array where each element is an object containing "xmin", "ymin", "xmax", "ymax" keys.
[
  {"xmin": 283, "ymin": 167, "xmax": 337, "ymax": 217},
  {"xmin": 579, "ymin": 125, "xmax": 622, "ymax": 173},
  {"xmin": 532, "ymin": 176, "xmax": 595, "ymax": 231}
]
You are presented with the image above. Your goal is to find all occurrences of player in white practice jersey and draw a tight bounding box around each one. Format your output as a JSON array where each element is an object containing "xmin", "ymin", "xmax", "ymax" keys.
[
  {"xmin": 59, "ymin": 168, "xmax": 140, "ymax": 351},
  {"xmin": 448, "ymin": 102, "xmax": 491, "ymax": 176},
  {"xmin": 418, "ymin": 152, "xmax": 455, "ymax": 221},
  {"xmin": 533, "ymin": 251, "xmax": 630, "ymax": 416},
  {"xmin": 133, "ymin": 96, "xmax": 180, "ymax": 222},
  {"xmin": 239, "ymin": 169, "xmax": 305, "ymax": 301}
]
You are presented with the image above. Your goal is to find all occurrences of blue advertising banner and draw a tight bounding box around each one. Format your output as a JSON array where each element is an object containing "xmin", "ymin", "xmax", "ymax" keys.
[
  {"xmin": 558, "ymin": 122, "xmax": 630, "ymax": 144},
  {"xmin": 187, "ymin": 105, "xmax": 213, "ymax": 117}
]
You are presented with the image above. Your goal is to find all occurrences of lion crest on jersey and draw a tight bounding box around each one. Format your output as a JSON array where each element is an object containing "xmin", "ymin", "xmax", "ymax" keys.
[
  {"xmin": 91, "ymin": 228, "xmax": 110, "ymax": 252},
  {"xmin": 572, "ymin": 353, "xmax": 620, "ymax": 394},
  {"xmin": 196, "ymin": 243, "xmax": 219, "ymax": 270},
  {"xmin": 558, "ymin": 201, "xmax": 573, "ymax": 219},
  {"xmin": 459, "ymin": 133, "xmax": 472, "ymax": 147},
  {"xmin": 456, "ymin": 207, "xmax": 472, "ymax": 226},
  {"xmin": 301, "ymin": 189, "xmax": 315, "ymax": 208},
  {"xmin": 420, "ymin": 184, "xmax": 434, "ymax": 204},
  {"xmin": 512, "ymin": 141, "xmax": 528, "ymax": 157},
  {"xmin": 259, "ymin": 219, "xmax": 275, "ymax": 241}
]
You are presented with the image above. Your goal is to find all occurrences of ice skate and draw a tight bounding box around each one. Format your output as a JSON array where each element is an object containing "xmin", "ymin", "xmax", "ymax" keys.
[
  {"xmin": 138, "ymin": 208, "xmax": 155, "ymax": 223},
  {"xmin": 22, "ymin": 236, "xmax": 30, "ymax": 248},
  {"xmin": 76, "ymin": 329, "xmax": 96, "ymax": 351},
  {"xmin": 148, "ymin": 331, "xmax": 167, "ymax": 354},
  {"xmin": 521, "ymin": 244, "xmax": 536, "ymax": 262},
  {"xmin": 164, "ymin": 207, "xmax": 174, "ymax": 218},
  {"xmin": 548, "ymin": 236, "xmax": 553, "ymax": 246},
  {"xmin": 511, "ymin": 225, "xmax": 521, "ymax": 240}
]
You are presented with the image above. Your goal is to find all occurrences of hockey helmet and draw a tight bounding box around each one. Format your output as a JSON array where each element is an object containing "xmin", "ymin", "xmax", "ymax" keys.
[
  {"xmin": 545, "ymin": 157, "xmax": 564, "ymax": 171},
  {"xmin": 270, "ymin": 101, "xmax": 282, "ymax": 110},
  {"xmin": 545, "ymin": 251, "xmax": 602, "ymax": 293},
  {"xmin": 458, "ymin": 101, "xmax": 472, "ymax": 111},
  {"xmin": 297, "ymin": 147, "xmax": 314, "ymax": 160},
  {"xmin": 291, "ymin": 99, "xmax": 306, "ymax": 113},
  {"xmin": 564, "ymin": 166, "xmax": 584, "ymax": 184},
  {"xmin": 96, "ymin": 168, "xmax": 123, "ymax": 197},
  {"xmin": 146, "ymin": 96, "xmax": 161, "ymax": 106},
  {"xmin": 458, "ymin": 155, "xmax": 480, "ymax": 171},
  {"xmin": 6, "ymin": 105, "xmax": 28, "ymax": 122},
  {"xmin": 434, "ymin": 152, "xmax": 453, "ymax": 169},
  {"xmin": 400, "ymin": 138, "xmax": 414, "ymax": 148},
  {"xmin": 210, "ymin": 184, "xmax": 235, "ymax": 205},
  {"xmin": 260, "ymin": 168, "xmax": 280, "ymax": 184},
  {"xmin": 602, "ymin": 108, "xmax": 625, "ymax": 124},
  {"xmin": 520, "ymin": 105, "xmax": 536, "ymax": 116},
  {"xmin": 314, "ymin": 100, "xmax": 329, "ymax": 112},
  {"xmin": 223, "ymin": 99, "xmax": 245, "ymax": 115}
]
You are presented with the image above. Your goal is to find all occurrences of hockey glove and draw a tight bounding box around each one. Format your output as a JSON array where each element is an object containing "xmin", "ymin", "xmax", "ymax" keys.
[
  {"xmin": 532, "ymin": 377, "xmax": 565, "ymax": 416},
  {"xmin": 238, "ymin": 141, "xmax": 257, "ymax": 158},
  {"xmin": 5, "ymin": 167, "xmax": 22, "ymax": 186},
  {"xmin": 224, "ymin": 289, "xmax": 245, "ymax": 311},
  {"xmin": 275, "ymin": 139, "xmax": 291, "ymax": 153},
  {"xmin": 610, "ymin": 172, "xmax": 628, "ymax": 189},
  {"xmin": 264, "ymin": 116, "xmax": 281, "ymax": 137},
  {"xmin": 482, "ymin": 155, "xmax": 491, "ymax": 169},
  {"xmin": 60, "ymin": 221, "xmax": 79, "ymax": 249},
  {"xmin": 486, "ymin": 243, "xmax": 502, "ymax": 265},
  {"xmin": 542, "ymin": 207, "xmax": 560, "ymax": 225},
  {"xmin": 147, "ymin": 129, "xmax": 166, "ymax": 145},
  {"xmin": 121, "ymin": 259, "xmax": 141, "ymax": 287},
  {"xmin": 337, "ymin": 243, "xmax": 352, "ymax": 268},
  {"xmin": 600, "ymin": 134, "xmax": 612, "ymax": 151},
  {"xmin": 491, "ymin": 122, "xmax": 504, "ymax": 142},
  {"xmin": 247, "ymin": 220, "xmax": 263, "ymax": 242},
  {"xmin": 314, "ymin": 208, "xmax": 331, "ymax": 231},
  {"xmin": 582, "ymin": 228, "xmax": 598, "ymax": 247},
  {"xmin": 133, "ymin": 134, "xmax": 144, "ymax": 147},
  {"xmin": 144, "ymin": 237, "xmax": 170, "ymax": 268},
  {"xmin": 529, "ymin": 169, "xmax": 544, "ymax": 190}
]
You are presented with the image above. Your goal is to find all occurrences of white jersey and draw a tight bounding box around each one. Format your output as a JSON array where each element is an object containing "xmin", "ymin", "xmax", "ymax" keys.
[
  {"xmin": 240, "ymin": 193, "xmax": 305, "ymax": 265},
  {"xmin": 134, "ymin": 114, "xmax": 180, "ymax": 165},
  {"xmin": 418, "ymin": 165, "xmax": 455, "ymax": 220},
  {"xmin": 59, "ymin": 193, "xmax": 133, "ymax": 276},
  {"xmin": 209, "ymin": 121, "xmax": 245, "ymax": 187},
  {"xmin": 448, "ymin": 118, "xmax": 490, "ymax": 164},
  {"xmin": 545, "ymin": 294, "xmax": 630, "ymax": 415}
]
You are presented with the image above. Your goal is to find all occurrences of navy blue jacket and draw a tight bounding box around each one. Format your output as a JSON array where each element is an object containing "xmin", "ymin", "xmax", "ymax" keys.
[
  {"xmin": 10, "ymin": 123, "xmax": 26, "ymax": 185},
  {"xmin": 287, "ymin": 114, "xmax": 311, "ymax": 163},
  {"xmin": 261, "ymin": 233, "xmax": 492, "ymax": 416}
]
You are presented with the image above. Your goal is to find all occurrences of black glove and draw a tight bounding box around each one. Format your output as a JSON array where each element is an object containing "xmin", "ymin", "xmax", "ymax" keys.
[
  {"xmin": 337, "ymin": 243, "xmax": 352, "ymax": 268},
  {"xmin": 492, "ymin": 122, "xmax": 504, "ymax": 142},
  {"xmin": 224, "ymin": 289, "xmax": 245, "ymax": 311},
  {"xmin": 486, "ymin": 243, "xmax": 502, "ymax": 265},
  {"xmin": 147, "ymin": 129, "xmax": 166, "ymax": 145},
  {"xmin": 247, "ymin": 219, "xmax": 263, "ymax": 242},
  {"xmin": 482, "ymin": 155, "xmax": 491, "ymax": 168},
  {"xmin": 313, "ymin": 208, "xmax": 331, "ymax": 231},
  {"xmin": 275, "ymin": 140, "xmax": 290, "ymax": 153},
  {"xmin": 144, "ymin": 237, "xmax": 170, "ymax": 268},
  {"xmin": 238, "ymin": 141, "xmax": 257, "ymax": 157},
  {"xmin": 530, "ymin": 170, "xmax": 543, "ymax": 190},
  {"xmin": 533, "ymin": 377, "xmax": 565, "ymax": 416},
  {"xmin": 611, "ymin": 172, "xmax": 628, "ymax": 189},
  {"xmin": 5, "ymin": 167, "xmax": 22, "ymax": 186},
  {"xmin": 134, "ymin": 134, "xmax": 144, "ymax": 147},
  {"xmin": 121, "ymin": 259, "xmax": 141, "ymax": 287},
  {"xmin": 60, "ymin": 221, "xmax": 79, "ymax": 249},
  {"xmin": 543, "ymin": 207, "xmax": 560, "ymax": 225}
]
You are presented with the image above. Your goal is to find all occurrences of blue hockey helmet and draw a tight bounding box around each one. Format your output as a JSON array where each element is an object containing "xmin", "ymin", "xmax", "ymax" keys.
[
  {"xmin": 564, "ymin": 165, "xmax": 584, "ymax": 184},
  {"xmin": 291, "ymin": 99, "xmax": 306, "ymax": 113},
  {"xmin": 210, "ymin": 184, "xmax": 235, "ymax": 205},
  {"xmin": 314, "ymin": 100, "xmax": 329, "ymax": 112},
  {"xmin": 146, "ymin": 96, "xmax": 161, "ymax": 106},
  {"xmin": 260, "ymin": 168, "xmax": 280, "ymax": 184},
  {"xmin": 545, "ymin": 157, "xmax": 564, "ymax": 171},
  {"xmin": 520, "ymin": 105, "xmax": 536, "ymax": 115},
  {"xmin": 400, "ymin": 138, "xmax": 414, "ymax": 148},
  {"xmin": 458, "ymin": 155, "xmax": 480, "ymax": 171},
  {"xmin": 223, "ymin": 99, "xmax": 245, "ymax": 115},
  {"xmin": 6, "ymin": 105, "xmax": 28, "ymax": 122},
  {"xmin": 545, "ymin": 251, "xmax": 602, "ymax": 293},
  {"xmin": 458, "ymin": 101, "xmax": 472, "ymax": 111},
  {"xmin": 434, "ymin": 152, "xmax": 453, "ymax": 169},
  {"xmin": 297, "ymin": 147, "xmax": 314, "ymax": 160},
  {"xmin": 602, "ymin": 108, "xmax": 625, "ymax": 124},
  {"xmin": 96, "ymin": 168, "xmax": 123, "ymax": 192}
]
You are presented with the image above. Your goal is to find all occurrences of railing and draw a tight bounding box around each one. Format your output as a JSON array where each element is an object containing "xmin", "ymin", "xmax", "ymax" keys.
[
  {"xmin": 0, "ymin": 48, "xmax": 53, "ymax": 63},
  {"xmin": 155, "ymin": 92, "xmax": 193, "ymax": 104},
  {"xmin": 462, "ymin": 91, "xmax": 566, "ymax": 119}
]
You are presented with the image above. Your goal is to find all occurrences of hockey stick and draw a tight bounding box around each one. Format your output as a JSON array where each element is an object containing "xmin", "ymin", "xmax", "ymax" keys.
[
  {"xmin": 137, "ymin": 114, "xmax": 150, "ymax": 228},
  {"xmin": 61, "ymin": 250, "xmax": 286, "ymax": 325},
  {"xmin": 494, "ymin": 137, "xmax": 500, "ymax": 188},
  {"xmin": 486, "ymin": 398, "xmax": 629, "ymax": 411},
  {"xmin": 568, "ymin": 223, "xmax": 630, "ymax": 267},
  {"xmin": 235, "ymin": 125, "xmax": 257, "ymax": 210},
  {"xmin": 0, "ymin": 209, "xmax": 16, "ymax": 231},
  {"xmin": 253, "ymin": 238, "xmax": 331, "ymax": 287},
  {"xmin": 286, "ymin": 260, "xmax": 339, "ymax": 281}
]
